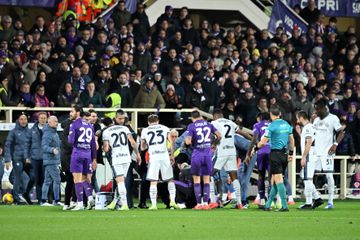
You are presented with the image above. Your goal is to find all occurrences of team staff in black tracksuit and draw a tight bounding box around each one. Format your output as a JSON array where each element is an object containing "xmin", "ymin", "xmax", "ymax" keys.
[{"xmin": 60, "ymin": 118, "xmax": 76, "ymax": 209}]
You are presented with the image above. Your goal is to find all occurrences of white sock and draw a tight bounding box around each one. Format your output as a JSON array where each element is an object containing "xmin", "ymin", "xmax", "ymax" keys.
[
  {"xmin": 304, "ymin": 180, "xmax": 313, "ymax": 204},
  {"xmin": 326, "ymin": 173, "xmax": 335, "ymax": 204},
  {"xmin": 150, "ymin": 185, "xmax": 157, "ymax": 206},
  {"xmin": 77, "ymin": 201, "xmax": 83, "ymax": 207},
  {"xmin": 117, "ymin": 182, "xmax": 127, "ymax": 206},
  {"xmin": 210, "ymin": 177, "xmax": 217, "ymax": 203},
  {"xmin": 168, "ymin": 181, "xmax": 176, "ymax": 202},
  {"xmin": 88, "ymin": 196, "xmax": 93, "ymax": 202},
  {"xmin": 232, "ymin": 179, "xmax": 241, "ymax": 204},
  {"xmin": 311, "ymin": 182, "xmax": 320, "ymax": 200}
]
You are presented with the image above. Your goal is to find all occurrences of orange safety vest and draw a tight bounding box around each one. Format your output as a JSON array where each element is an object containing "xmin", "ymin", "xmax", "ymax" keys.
[{"xmin": 56, "ymin": 0, "xmax": 68, "ymax": 17}]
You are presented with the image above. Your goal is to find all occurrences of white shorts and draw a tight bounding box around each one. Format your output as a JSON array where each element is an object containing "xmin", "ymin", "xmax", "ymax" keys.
[
  {"xmin": 111, "ymin": 163, "xmax": 131, "ymax": 177},
  {"xmin": 300, "ymin": 154, "xmax": 317, "ymax": 180},
  {"xmin": 214, "ymin": 155, "xmax": 237, "ymax": 172},
  {"xmin": 146, "ymin": 159, "xmax": 173, "ymax": 181},
  {"xmin": 316, "ymin": 154, "xmax": 335, "ymax": 172}
]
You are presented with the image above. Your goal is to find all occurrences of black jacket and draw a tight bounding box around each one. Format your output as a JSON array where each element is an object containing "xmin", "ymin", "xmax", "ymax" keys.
[{"xmin": 60, "ymin": 119, "xmax": 73, "ymax": 172}]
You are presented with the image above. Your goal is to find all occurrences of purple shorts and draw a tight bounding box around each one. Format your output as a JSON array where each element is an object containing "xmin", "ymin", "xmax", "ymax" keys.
[
  {"xmin": 70, "ymin": 153, "xmax": 92, "ymax": 175},
  {"xmin": 191, "ymin": 151, "xmax": 212, "ymax": 176},
  {"xmin": 257, "ymin": 152, "xmax": 270, "ymax": 172}
]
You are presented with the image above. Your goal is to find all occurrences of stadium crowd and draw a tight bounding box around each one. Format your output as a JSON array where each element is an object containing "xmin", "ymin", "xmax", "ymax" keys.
[{"xmin": 0, "ymin": 0, "xmax": 360, "ymax": 207}]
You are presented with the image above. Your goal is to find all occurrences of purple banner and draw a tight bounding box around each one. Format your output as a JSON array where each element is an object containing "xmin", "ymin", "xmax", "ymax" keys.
[
  {"xmin": 286, "ymin": 0, "xmax": 360, "ymax": 17},
  {"xmin": 269, "ymin": 0, "xmax": 308, "ymax": 35},
  {"xmin": 0, "ymin": 0, "xmax": 55, "ymax": 7}
]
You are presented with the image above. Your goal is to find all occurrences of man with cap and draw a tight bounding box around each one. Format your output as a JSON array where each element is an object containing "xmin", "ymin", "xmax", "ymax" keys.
[
  {"xmin": 0, "ymin": 50, "xmax": 16, "ymax": 80},
  {"xmin": 133, "ymin": 76, "xmax": 166, "ymax": 127},
  {"xmin": 156, "ymin": 5, "xmax": 178, "ymax": 31}
]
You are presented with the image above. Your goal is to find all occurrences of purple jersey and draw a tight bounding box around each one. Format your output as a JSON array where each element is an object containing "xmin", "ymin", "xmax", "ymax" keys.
[
  {"xmin": 253, "ymin": 120, "xmax": 270, "ymax": 154},
  {"xmin": 187, "ymin": 119, "xmax": 217, "ymax": 152},
  {"xmin": 68, "ymin": 118, "xmax": 97, "ymax": 159}
]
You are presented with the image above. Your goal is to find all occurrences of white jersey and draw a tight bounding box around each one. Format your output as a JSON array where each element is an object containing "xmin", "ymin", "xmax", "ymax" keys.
[
  {"xmin": 300, "ymin": 122, "xmax": 315, "ymax": 156},
  {"xmin": 102, "ymin": 125, "xmax": 132, "ymax": 165},
  {"xmin": 313, "ymin": 113, "xmax": 342, "ymax": 156},
  {"xmin": 141, "ymin": 124, "xmax": 170, "ymax": 161},
  {"xmin": 211, "ymin": 118, "xmax": 238, "ymax": 157}
]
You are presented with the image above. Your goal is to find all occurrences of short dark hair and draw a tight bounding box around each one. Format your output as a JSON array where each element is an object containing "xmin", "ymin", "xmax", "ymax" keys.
[
  {"xmin": 213, "ymin": 108, "xmax": 223, "ymax": 117},
  {"xmin": 259, "ymin": 112, "xmax": 270, "ymax": 121},
  {"xmin": 191, "ymin": 110, "xmax": 201, "ymax": 119},
  {"xmin": 102, "ymin": 117, "xmax": 113, "ymax": 127},
  {"xmin": 147, "ymin": 114, "xmax": 159, "ymax": 123},
  {"xmin": 315, "ymin": 98, "xmax": 328, "ymax": 109},
  {"xmin": 297, "ymin": 110, "xmax": 309, "ymax": 120},
  {"xmin": 72, "ymin": 105, "xmax": 84, "ymax": 115},
  {"xmin": 88, "ymin": 109, "xmax": 96, "ymax": 114},
  {"xmin": 116, "ymin": 109, "xmax": 125, "ymax": 116},
  {"xmin": 269, "ymin": 107, "xmax": 281, "ymax": 116}
]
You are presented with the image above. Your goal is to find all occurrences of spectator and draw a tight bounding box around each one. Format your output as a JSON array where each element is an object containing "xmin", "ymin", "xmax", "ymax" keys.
[
  {"xmin": 111, "ymin": 0, "xmax": 131, "ymax": 32},
  {"xmin": 33, "ymin": 84, "xmax": 54, "ymax": 108},
  {"xmin": 131, "ymin": 2, "xmax": 150, "ymax": 44},
  {"xmin": 185, "ymin": 79, "xmax": 210, "ymax": 112},
  {"xmin": 40, "ymin": 115, "xmax": 61, "ymax": 206},
  {"xmin": 134, "ymin": 42, "xmax": 152, "ymax": 74},
  {"xmin": 5, "ymin": 113, "xmax": 31, "ymax": 204},
  {"xmin": 0, "ymin": 15, "xmax": 16, "ymax": 42},
  {"xmin": 0, "ymin": 76, "xmax": 21, "ymax": 108},
  {"xmin": 12, "ymin": 82, "xmax": 33, "ymax": 107},
  {"xmin": 79, "ymin": 81, "xmax": 103, "ymax": 107},
  {"xmin": 299, "ymin": 0, "xmax": 321, "ymax": 25},
  {"xmin": 21, "ymin": 57, "xmax": 52, "ymax": 87},
  {"xmin": 24, "ymin": 112, "xmax": 47, "ymax": 204}
]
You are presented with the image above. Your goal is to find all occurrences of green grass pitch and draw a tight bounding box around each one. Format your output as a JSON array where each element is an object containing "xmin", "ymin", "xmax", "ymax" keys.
[{"xmin": 1, "ymin": 200, "xmax": 359, "ymax": 240}]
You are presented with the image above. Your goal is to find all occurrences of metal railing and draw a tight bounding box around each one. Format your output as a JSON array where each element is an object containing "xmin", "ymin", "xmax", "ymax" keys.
[
  {"xmin": 0, "ymin": 106, "xmax": 213, "ymax": 130},
  {"xmin": 289, "ymin": 153, "xmax": 356, "ymax": 200}
]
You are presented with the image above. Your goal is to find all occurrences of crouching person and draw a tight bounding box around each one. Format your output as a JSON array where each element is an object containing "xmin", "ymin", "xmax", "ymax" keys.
[{"xmin": 41, "ymin": 116, "xmax": 61, "ymax": 206}]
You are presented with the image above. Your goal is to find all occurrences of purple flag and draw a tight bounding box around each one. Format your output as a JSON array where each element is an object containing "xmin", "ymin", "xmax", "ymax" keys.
[
  {"xmin": 269, "ymin": 0, "xmax": 309, "ymax": 35},
  {"xmin": 286, "ymin": 0, "xmax": 360, "ymax": 17}
]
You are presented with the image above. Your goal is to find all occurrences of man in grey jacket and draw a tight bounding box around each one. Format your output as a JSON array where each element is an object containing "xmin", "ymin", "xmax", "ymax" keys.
[
  {"xmin": 5, "ymin": 113, "xmax": 31, "ymax": 204},
  {"xmin": 25, "ymin": 112, "xmax": 47, "ymax": 204},
  {"xmin": 40, "ymin": 116, "xmax": 61, "ymax": 206}
]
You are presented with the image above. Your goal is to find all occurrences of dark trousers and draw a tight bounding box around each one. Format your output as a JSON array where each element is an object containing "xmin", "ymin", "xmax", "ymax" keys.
[
  {"xmin": 64, "ymin": 170, "xmax": 76, "ymax": 205},
  {"xmin": 125, "ymin": 160, "xmax": 149, "ymax": 208},
  {"xmin": 12, "ymin": 160, "xmax": 24, "ymax": 202},
  {"xmin": 26, "ymin": 160, "xmax": 44, "ymax": 202}
]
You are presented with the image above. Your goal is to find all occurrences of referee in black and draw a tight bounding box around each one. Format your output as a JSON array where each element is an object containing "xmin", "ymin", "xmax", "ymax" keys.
[{"xmin": 257, "ymin": 107, "xmax": 295, "ymax": 211}]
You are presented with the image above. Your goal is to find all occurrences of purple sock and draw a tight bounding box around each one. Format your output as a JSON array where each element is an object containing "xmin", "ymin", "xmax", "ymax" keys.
[
  {"xmin": 83, "ymin": 181, "xmax": 93, "ymax": 198},
  {"xmin": 75, "ymin": 183, "xmax": 84, "ymax": 202},
  {"xmin": 258, "ymin": 178, "xmax": 265, "ymax": 199},
  {"xmin": 203, "ymin": 183, "xmax": 210, "ymax": 204},
  {"xmin": 194, "ymin": 183, "xmax": 202, "ymax": 204}
]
